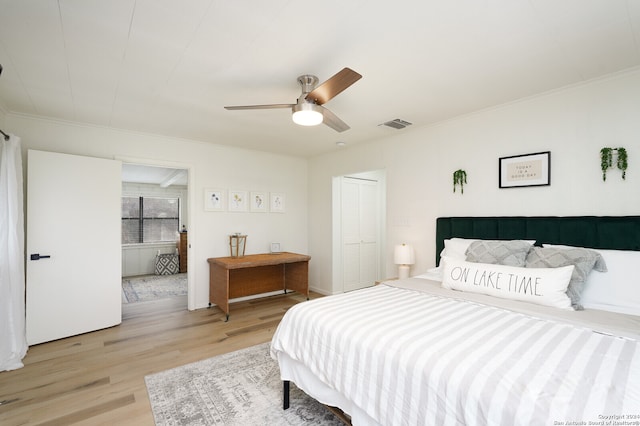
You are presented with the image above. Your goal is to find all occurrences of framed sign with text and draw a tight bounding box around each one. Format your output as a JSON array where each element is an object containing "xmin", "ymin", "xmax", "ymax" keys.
[{"xmin": 499, "ymin": 151, "xmax": 550, "ymax": 188}]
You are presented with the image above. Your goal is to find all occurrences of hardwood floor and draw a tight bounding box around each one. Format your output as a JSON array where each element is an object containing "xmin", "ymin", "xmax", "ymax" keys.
[{"xmin": 0, "ymin": 291, "xmax": 319, "ymax": 425}]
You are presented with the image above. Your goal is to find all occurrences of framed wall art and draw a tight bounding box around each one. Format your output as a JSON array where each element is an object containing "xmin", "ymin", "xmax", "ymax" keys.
[
  {"xmin": 499, "ymin": 151, "xmax": 550, "ymax": 188},
  {"xmin": 250, "ymin": 191, "xmax": 268, "ymax": 212},
  {"xmin": 270, "ymin": 192, "xmax": 286, "ymax": 213},
  {"xmin": 228, "ymin": 190, "xmax": 248, "ymax": 212},
  {"xmin": 204, "ymin": 188, "xmax": 225, "ymax": 211}
]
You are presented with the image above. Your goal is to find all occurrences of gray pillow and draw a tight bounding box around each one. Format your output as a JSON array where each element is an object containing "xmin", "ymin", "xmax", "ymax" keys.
[
  {"xmin": 525, "ymin": 247, "xmax": 608, "ymax": 310},
  {"xmin": 465, "ymin": 240, "xmax": 534, "ymax": 267}
]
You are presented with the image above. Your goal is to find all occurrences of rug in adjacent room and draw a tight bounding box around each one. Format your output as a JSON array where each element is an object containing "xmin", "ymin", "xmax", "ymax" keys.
[
  {"xmin": 122, "ymin": 273, "xmax": 187, "ymax": 303},
  {"xmin": 145, "ymin": 342, "xmax": 344, "ymax": 426}
]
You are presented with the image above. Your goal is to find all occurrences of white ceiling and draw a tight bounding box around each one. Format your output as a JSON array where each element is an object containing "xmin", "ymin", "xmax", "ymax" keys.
[{"xmin": 1, "ymin": 0, "xmax": 639, "ymax": 158}]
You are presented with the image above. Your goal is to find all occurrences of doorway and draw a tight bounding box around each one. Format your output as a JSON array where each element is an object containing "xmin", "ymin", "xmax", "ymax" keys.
[
  {"xmin": 120, "ymin": 161, "xmax": 193, "ymax": 310},
  {"xmin": 332, "ymin": 170, "xmax": 386, "ymax": 293}
]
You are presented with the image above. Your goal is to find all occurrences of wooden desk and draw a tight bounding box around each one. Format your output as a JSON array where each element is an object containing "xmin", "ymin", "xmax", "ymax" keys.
[{"xmin": 207, "ymin": 252, "xmax": 310, "ymax": 321}]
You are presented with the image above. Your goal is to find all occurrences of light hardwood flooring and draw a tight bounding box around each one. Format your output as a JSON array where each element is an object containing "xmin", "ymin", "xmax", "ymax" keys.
[{"xmin": 0, "ymin": 291, "xmax": 321, "ymax": 426}]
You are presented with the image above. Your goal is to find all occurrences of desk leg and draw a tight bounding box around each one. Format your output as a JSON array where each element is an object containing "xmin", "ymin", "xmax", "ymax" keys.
[
  {"xmin": 208, "ymin": 302, "xmax": 229, "ymax": 321},
  {"xmin": 284, "ymin": 261, "xmax": 309, "ymax": 299},
  {"xmin": 210, "ymin": 263, "xmax": 230, "ymax": 320}
]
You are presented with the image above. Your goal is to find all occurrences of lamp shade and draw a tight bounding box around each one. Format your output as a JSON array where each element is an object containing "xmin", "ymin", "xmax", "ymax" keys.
[
  {"xmin": 394, "ymin": 243, "xmax": 415, "ymax": 265},
  {"xmin": 292, "ymin": 103, "xmax": 323, "ymax": 126}
]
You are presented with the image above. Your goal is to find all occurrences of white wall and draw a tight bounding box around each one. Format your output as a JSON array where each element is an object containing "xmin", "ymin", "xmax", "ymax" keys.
[
  {"xmin": 8, "ymin": 115, "xmax": 308, "ymax": 309},
  {"xmin": 308, "ymin": 68, "xmax": 640, "ymax": 294}
]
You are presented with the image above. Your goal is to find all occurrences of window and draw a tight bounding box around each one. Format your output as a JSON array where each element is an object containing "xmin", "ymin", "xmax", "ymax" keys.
[{"xmin": 122, "ymin": 196, "xmax": 180, "ymax": 244}]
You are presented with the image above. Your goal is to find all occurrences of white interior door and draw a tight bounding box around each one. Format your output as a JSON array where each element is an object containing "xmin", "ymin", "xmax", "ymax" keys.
[
  {"xmin": 26, "ymin": 150, "xmax": 122, "ymax": 345},
  {"xmin": 342, "ymin": 177, "xmax": 379, "ymax": 292}
]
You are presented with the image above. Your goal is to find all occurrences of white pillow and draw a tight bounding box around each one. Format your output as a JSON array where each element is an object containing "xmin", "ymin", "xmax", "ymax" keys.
[
  {"xmin": 443, "ymin": 238, "xmax": 479, "ymax": 260},
  {"xmin": 424, "ymin": 238, "xmax": 480, "ymax": 281},
  {"xmin": 544, "ymin": 245, "xmax": 640, "ymax": 316},
  {"xmin": 441, "ymin": 256, "xmax": 574, "ymax": 310},
  {"xmin": 429, "ymin": 238, "xmax": 536, "ymax": 280}
]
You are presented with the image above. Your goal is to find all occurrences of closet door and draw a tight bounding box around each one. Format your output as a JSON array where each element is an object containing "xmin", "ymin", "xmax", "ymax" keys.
[
  {"xmin": 342, "ymin": 177, "xmax": 378, "ymax": 292},
  {"xmin": 26, "ymin": 150, "xmax": 121, "ymax": 345}
]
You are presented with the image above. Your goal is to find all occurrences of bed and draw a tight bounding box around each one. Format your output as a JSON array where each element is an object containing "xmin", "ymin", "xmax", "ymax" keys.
[{"xmin": 270, "ymin": 216, "xmax": 640, "ymax": 425}]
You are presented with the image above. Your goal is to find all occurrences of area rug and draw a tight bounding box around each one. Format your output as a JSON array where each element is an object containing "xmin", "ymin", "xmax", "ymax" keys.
[
  {"xmin": 122, "ymin": 273, "xmax": 187, "ymax": 303},
  {"xmin": 145, "ymin": 342, "xmax": 344, "ymax": 425}
]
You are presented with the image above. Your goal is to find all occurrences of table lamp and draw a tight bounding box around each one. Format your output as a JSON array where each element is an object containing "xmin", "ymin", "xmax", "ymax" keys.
[{"xmin": 394, "ymin": 243, "xmax": 415, "ymax": 279}]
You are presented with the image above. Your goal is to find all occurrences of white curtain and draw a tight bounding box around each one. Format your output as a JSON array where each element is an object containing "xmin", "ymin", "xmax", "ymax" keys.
[{"xmin": 0, "ymin": 134, "xmax": 27, "ymax": 371}]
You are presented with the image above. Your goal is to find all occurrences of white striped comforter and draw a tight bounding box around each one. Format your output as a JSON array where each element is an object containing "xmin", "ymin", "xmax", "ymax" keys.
[{"xmin": 271, "ymin": 282, "xmax": 640, "ymax": 425}]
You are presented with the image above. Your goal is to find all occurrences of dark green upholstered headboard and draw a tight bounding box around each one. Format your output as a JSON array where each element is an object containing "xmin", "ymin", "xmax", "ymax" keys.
[{"xmin": 436, "ymin": 216, "xmax": 640, "ymax": 265}]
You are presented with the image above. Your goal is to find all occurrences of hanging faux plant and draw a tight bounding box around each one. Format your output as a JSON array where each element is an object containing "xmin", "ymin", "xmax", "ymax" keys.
[
  {"xmin": 600, "ymin": 147, "xmax": 628, "ymax": 181},
  {"xmin": 453, "ymin": 169, "xmax": 467, "ymax": 194},
  {"xmin": 616, "ymin": 147, "xmax": 628, "ymax": 180}
]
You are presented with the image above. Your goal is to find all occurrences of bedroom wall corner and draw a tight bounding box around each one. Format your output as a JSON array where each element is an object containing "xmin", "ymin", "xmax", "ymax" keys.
[
  {"xmin": 308, "ymin": 134, "xmax": 440, "ymax": 294},
  {"xmin": 308, "ymin": 67, "xmax": 640, "ymax": 293}
]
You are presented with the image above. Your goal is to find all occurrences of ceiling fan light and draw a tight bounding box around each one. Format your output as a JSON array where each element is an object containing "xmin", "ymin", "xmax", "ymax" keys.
[{"xmin": 292, "ymin": 103, "xmax": 323, "ymax": 126}]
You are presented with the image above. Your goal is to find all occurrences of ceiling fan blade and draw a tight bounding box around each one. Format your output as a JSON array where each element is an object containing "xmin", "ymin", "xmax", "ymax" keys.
[
  {"xmin": 306, "ymin": 67, "xmax": 362, "ymax": 105},
  {"xmin": 321, "ymin": 106, "xmax": 350, "ymax": 132},
  {"xmin": 224, "ymin": 104, "xmax": 294, "ymax": 110}
]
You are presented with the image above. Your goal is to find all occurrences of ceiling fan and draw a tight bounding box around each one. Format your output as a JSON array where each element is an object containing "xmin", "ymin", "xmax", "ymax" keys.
[{"xmin": 224, "ymin": 67, "xmax": 362, "ymax": 132}]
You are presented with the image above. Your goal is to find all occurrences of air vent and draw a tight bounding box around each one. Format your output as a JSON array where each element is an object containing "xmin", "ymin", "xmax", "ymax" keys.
[{"xmin": 379, "ymin": 118, "xmax": 412, "ymax": 130}]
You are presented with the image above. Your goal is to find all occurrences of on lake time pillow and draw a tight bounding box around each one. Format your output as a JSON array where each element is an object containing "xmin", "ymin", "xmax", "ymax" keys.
[{"xmin": 441, "ymin": 257, "xmax": 574, "ymax": 309}]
